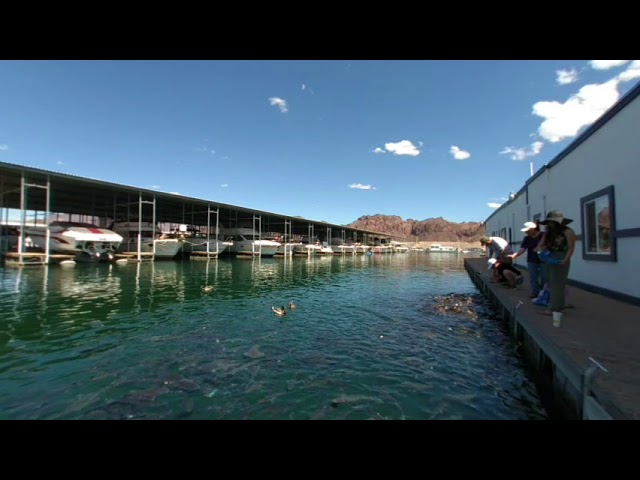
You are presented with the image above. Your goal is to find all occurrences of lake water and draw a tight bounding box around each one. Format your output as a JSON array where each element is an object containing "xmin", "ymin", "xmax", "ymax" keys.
[{"xmin": 0, "ymin": 253, "xmax": 548, "ymax": 420}]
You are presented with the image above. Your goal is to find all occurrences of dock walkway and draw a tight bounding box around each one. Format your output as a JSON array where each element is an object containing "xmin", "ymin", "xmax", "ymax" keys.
[{"xmin": 464, "ymin": 257, "xmax": 640, "ymax": 420}]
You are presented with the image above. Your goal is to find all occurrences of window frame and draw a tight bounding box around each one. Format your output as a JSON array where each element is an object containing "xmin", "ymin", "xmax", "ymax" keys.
[{"xmin": 580, "ymin": 185, "xmax": 616, "ymax": 262}]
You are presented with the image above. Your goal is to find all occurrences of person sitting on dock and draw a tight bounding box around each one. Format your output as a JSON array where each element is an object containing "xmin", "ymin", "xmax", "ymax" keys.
[{"xmin": 488, "ymin": 258, "xmax": 524, "ymax": 288}]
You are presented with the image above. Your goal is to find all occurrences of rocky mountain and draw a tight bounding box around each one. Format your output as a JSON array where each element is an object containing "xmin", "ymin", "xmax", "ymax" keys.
[{"xmin": 347, "ymin": 215, "xmax": 486, "ymax": 243}]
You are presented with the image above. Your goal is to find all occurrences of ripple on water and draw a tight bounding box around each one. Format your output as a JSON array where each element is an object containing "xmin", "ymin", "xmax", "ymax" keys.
[{"xmin": 0, "ymin": 255, "xmax": 548, "ymax": 420}]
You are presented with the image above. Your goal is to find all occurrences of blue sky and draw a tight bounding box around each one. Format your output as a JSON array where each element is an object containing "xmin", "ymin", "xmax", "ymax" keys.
[{"xmin": 1, "ymin": 60, "xmax": 639, "ymax": 225}]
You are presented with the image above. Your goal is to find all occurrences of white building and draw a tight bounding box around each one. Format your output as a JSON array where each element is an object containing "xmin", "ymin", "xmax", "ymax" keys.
[{"xmin": 485, "ymin": 82, "xmax": 640, "ymax": 304}]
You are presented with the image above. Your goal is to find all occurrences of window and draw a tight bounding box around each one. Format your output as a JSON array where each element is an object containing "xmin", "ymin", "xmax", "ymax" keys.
[{"xmin": 580, "ymin": 185, "xmax": 616, "ymax": 262}]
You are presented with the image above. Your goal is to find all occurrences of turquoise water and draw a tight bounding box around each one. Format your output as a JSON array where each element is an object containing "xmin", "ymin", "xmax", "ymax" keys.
[{"xmin": 0, "ymin": 253, "xmax": 547, "ymax": 420}]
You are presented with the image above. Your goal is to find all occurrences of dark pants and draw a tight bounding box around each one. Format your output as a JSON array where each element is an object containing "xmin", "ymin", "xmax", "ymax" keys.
[
  {"xmin": 497, "ymin": 263, "xmax": 521, "ymax": 279},
  {"xmin": 548, "ymin": 261, "xmax": 570, "ymax": 311}
]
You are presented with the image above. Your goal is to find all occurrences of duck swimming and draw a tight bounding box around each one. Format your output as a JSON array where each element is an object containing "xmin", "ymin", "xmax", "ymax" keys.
[
  {"xmin": 289, "ymin": 301, "xmax": 296, "ymax": 310},
  {"xmin": 272, "ymin": 306, "xmax": 287, "ymax": 317},
  {"xmin": 201, "ymin": 285, "xmax": 215, "ymax": 293}
]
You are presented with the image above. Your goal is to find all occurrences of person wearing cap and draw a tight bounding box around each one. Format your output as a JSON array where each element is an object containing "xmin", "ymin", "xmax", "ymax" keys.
[
  {"xmin": 536, "ymin": 210, "xmax": 576, "ymax": 316},
  {"xmin": 508, "ymin": 221, "xmax": 546, "ymax": 298},
  {"xmin": 479, "ymin": 236, "xmax": 513, "ymax": 265}
]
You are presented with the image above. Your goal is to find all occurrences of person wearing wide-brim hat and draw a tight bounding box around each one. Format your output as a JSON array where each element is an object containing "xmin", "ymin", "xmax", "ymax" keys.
[{"xmin": 536, "ymin": 210, "xmax": 577, "ymax": 316}]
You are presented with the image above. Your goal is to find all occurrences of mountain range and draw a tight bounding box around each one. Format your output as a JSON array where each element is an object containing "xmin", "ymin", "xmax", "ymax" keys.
[{"xmin": 347, "ymin": 215, "xmax": 487, "ymax": 243}]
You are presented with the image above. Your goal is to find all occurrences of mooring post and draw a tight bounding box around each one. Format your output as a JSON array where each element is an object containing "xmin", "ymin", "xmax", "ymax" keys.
[
  {"xmin": 581, "ymin": 356, "xmax": 609, "ymax": 420},
  {"xmin": 513, "ymin": 300, "xmax": 524, "ymax": 337}
]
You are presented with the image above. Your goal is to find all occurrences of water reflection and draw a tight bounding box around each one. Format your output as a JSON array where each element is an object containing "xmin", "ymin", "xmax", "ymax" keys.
[{"xmin": 0, "ymin": 253, "xmax": 547, "ymax": 420}]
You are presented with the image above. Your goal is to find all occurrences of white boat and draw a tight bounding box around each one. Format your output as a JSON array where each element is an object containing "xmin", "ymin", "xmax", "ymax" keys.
[
  {"xmin": 428, "ymin": 244, "xmax": 457, "ymax": 253},
  {"xmin": 292, "ymin": 243, "xmax": 322, "ymax": 256},
  {"xmin": 275, "ymin": 242, "xmax": 302, "ymax": 256},
  {"xmin": 219, "ymin": 227, "xmax": 280, "ymax": 257},
  {"xmin": 333, "ymin": 244, "xmax": 356, "ymax": 254},
  {"xmin": 26, "ymin": 221, "xmax": 123, "ymax": 261},
  {"xmin": 111, "ymin": 221, "xmax": 183, "ymax": 259},
  {"xmin": 354, "ymin": 244, "xmax": 371, "ymax": 254},
  {"xmin": 317, "ymin": 243, "xmax": 334, "ymax": 255},
  {"xmin": 189, "ymin": 238, "xmax": 231, "ymax": 255},
  {"xmin": 181, "ymin": 230, "xmax": 231, "ymax": 256},
  {"xmin": 329, "ymin": 237, "xmax": 358, "ymax": 255},
  {"xmin": 390, "ymin": 241, "xmax": 409, "ymax": 253}
]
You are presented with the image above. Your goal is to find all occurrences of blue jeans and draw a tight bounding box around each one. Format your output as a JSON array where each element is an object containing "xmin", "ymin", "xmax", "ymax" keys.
[{"xmin": 527, "ymin": 262, "xmax": 547, "ymax": 297}]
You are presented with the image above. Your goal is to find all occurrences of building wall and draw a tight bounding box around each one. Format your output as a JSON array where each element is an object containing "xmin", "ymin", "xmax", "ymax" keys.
[{"xmin": 486, "ymin": 89, "xmax": 640, "ymax": 301}]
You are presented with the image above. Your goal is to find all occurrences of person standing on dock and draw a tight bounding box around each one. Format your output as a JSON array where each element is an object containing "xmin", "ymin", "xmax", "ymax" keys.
[
  {"xmin": 508, "ymin": 221, "xmax": 546, "ymax": 299},
  {"xmin": 536, "ymin": 211, "xmax": 576, "ymax": 316}
]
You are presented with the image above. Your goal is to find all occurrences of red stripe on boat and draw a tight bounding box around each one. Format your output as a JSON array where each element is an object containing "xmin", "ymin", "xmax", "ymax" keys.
[{"xmin": 88, "ymin": 228, "xmax": 103, "ymax": 234}]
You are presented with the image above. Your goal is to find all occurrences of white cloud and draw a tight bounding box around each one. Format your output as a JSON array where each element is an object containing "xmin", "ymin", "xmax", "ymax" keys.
[
  {"xmin": 195, "ymin": 146, "xmax": 216, "ymax": 154},
  {"xmin": 589, "ymin": 60, "xmax": 630, "ymax": 70},
  {"xmin": 269, "ymin": 96, "xmax": 288, "ymax": 113},
  {"xmin": 384, "ymin": 140, "xmax": 420, "ymax": 157},
  {"xmin": 556, "ymin": 68, "xmax": 578, "ymax": 85},
  {"xmin": 373, "ymin": 147, "xmax": 385, "ymax": 154},
  {"xmin": 56, "ymin": 161, "xmax": 64, "ymax": 165},
  {"xmin": 449, "ymin": 145, "xmax": 471, "ymax": 160},
  {"xmin": 500, "ymin": 141, "xmax": 544, "ymax": 161},
  {"xmin": 348, "ymin": 183, "xmax": 376, "ymax": 190},
  {"xmin": 533, "ymin": 79, "xmax": 620, "ymax": 143},
  {"xmin": 531, "ymin": 141, "xmax": 543, "ymax": 155},
  {"xmin": 220, "ymin": 184, "xmax": 228, "ymax": 188},
  {"xmin": 0, "ymin": 145, "xmax": 8, "ymax": 151},
  {"xmin": 418, "ymin": 141, "xmax": 424, "ymax": 147},
  {"xmin": 487, "ymin": 202, "xmax": 502, "ymax": 209},
  {"xmin": 617, "ymin": 60, "xmax": 640, "ymax": 82},
  {"xmin": 301, "ymin": 84, "xmax": 306, "ymax": 91}
]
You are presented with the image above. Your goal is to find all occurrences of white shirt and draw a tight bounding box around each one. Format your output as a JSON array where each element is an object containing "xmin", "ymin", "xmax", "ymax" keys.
[{"xmin": 488, "ymin": 236, "xmax": 510, "ymax": 259}]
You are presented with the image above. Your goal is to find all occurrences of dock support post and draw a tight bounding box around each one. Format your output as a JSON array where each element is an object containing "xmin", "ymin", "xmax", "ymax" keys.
[
  {"xmin": 137, "ymin": 192, "xmax": 142, "ymax": 262},
  {"xmin": 513, "ymin": 300, "xmax": 523, "ymax": 339},
  {"xmin": 581, "ymin": 357, "xmax": 610, "ymax": 420},
  {"xmin": 45, "ymin": 176, "xmax": 50, "ymax": 265}
]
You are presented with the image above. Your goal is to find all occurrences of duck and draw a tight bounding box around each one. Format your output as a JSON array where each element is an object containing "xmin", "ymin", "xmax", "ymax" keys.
[
  {"xmin": 272, "ymin": 306, "xmax": 287, "ymax": 317},
  {"xmin": 288, "ymin": 301, "xmax": 296, "ymax": 310},
  {"xmin": 201, "ymin": 285, "xmax": 215, "ymax": 294}
]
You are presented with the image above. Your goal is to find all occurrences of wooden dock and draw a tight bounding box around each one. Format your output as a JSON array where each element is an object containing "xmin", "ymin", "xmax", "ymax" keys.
[
  {"xmin": 464, "ymin": 257, "xmax": 640, "ymax": 420},
  {"xmin": 189, "ymin": 251, "xmax": 219, "ymax": 260},
  {"xmin": 3, "ymin": 252, "xmax": 76, "ymax": 267},
  {"xmin": 117, "ymin": 252, "xmax": 155, "ymax": 262},
  {"xmin": 236, "ymin": 251, "xmax": 260, "ymax": 258}
]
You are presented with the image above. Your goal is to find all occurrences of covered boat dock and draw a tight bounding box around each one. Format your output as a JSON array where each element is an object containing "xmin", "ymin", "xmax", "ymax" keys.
[{"xmin": 0, "ymin": 161, "xmax": 396, "ymax": 265}]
